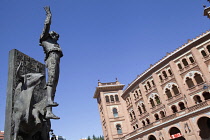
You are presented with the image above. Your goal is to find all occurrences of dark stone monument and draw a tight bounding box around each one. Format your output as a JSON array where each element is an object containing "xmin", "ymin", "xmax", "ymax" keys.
[
  {"xmin": 4, "ymin": 6, "xmax": 62, "ymax": 140},
  {"xmin": 4, "ymin": 49, "xmax": 50, "ymax": 140}
]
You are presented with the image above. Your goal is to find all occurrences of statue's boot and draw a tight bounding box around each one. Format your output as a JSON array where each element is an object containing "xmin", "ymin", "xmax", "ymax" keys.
[
  {"xmin": 46, "ymin": 108, "xmax": 60, "ymax": 120},
  {"xmin": 47, "ymin": 102, "xmax": 59, "ymax": 107},
  {"xmin": 46, "ymin": 112, "xmax": 60, "ymax": 120},
  {"xmin": 46, "ymin": 86, "xmax": 59, "ymax": 107}
]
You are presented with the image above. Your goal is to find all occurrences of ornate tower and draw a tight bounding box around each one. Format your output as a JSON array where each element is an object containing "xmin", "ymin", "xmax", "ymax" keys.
[{"xmin": 93, "ymin": 80, "xmax": 129, "ymax": 140}]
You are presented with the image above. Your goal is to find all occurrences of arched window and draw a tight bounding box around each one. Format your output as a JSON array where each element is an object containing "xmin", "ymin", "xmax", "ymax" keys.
[
  {"xmin": 146, "ymin": 118, "xmax": 150, "ymax": 124},
  {"xmin": 154, "ymin": 114, "xmax": 159, "ymax": 120},
  {"xmin": 203, "ymin": 92, "xmax": 210, "ymax": 100},
  {"xmin": 178, "ymin": 102, "xmax": 186, "ymax": 110},
  {"xmin": 105, "ymin": 96, "xmax": 110, "ymax": 103},
  {"xmin": 189, "ymin": 57, "xmax": 195, "ymax": 63},
  {"xmin": 186, "ymin": 77, "xmax": 195, "ymax": 88},
  {"xmin": 113, "ymin": 108, "xmax": 118, "ymax": 118},
  {"xmin": 132, "ymin": 110, "xmax": 136, "ymax": 119},
  {"xmin": 165, "ymin": 88, "xmax": 172, "ymax": 99},
  {"xmin": 115, "ymin": 95, "xmax": 119, "ymax": 102},
  {"xmin": 142, "ymin": 103, "xmax": 146, "ymax": 112},
  {"xmin": 197, "ymin": 117, "xmax": 210, "ymax": 139},
  {"xmin": 142, "ymin": 121, "xmax": 146, "ymax": 126},
  {"xmin": 194, "ymin": 73, "xmax": 204, "ymax": 84},
  {"xmin": 144, "ymin": 85, "xmax": 148, "ymax": 91},
  {"xmin": 201, "ymin": 50, "xmax": 207, "ymax": 57},
  {"xmin": 110, "ymin": 95, "xmax": 114, "ymax": 102},
  {"xmin": 147, "ymin": 81, "xmax": 151, "ymax": 89},
  {"xmin": 129, "ymin": 113, "xmax": 133, "ymax": 120},
  {"xmin": 160, "ymin": 111, "xmax": 165, "ymax": 118},
  {"xmin": 177, "ymin": 63, "xmax": 183, "ymax": 70},
  {"xmin": 151, "ymin": 80, "xmax": 155, "ymax": 86},
  {"xmin": 139, "ymin": 89, "xmax": 142, "ymax": 95},
  {"xmin": 135, "ymin": 90, "xmax": 139, "ymax": 97},
  {"xmin": 159, "ymin": 75, "xmax": 163, "ymax": 81},
  {"xmin": 133, "ymin": 126, "xmax": 135, "ymax": 130},
  {"xmin": 148, "ymin": 135, "xmax": 157, "ymax": 140},
  {"xmin": 126, "ymin": 99, "xmax": 129, "ymax": 105},
  {"xmin": 116, "ymin": 124, "xmax": 122, "ymax": 134},
  {"xmin": 150, "ymin": 98, "xmax": 155, "ymax": 108},
  {"xmin": 133, "ymin": 93, "xmax": 136, "ymax": 99},
  {"xmin": 172, "ymin": 85, "xmax": 179, "ymax": 95},
  {"xmin": 136, "ymin": 124, "xmax": 138, "ymax": 128},
  {"xmin": 193, "ymin": 95, "xmax": 202, "ymax": 104},
  {"xmin": 162, "ymin": 71, "xmax": 167, "ymax": 78},
  {"xmin": 207, "ymin": 45, "xmax": 210, "ymax": 53},
  {"xmin": 138, "ymin": 106, "xmax": 142, "ymax": 114},
  {"xmin": 182, "ymin": 58, "xmax": 189, "ymax": 66},
  {"xmin": 155, "ymin": 95, "xmax": 161, "ymax": 104},
  {"xmin": 168, "ymin": 69, "xmax": 173, "ymax": 75},
  {"xmin": 169, "ymin": 127, "xmax": 185, "ymax": 140},
  {"xmin": 171, "ymin": 105, "xmax": 178, "ymax": 113}
]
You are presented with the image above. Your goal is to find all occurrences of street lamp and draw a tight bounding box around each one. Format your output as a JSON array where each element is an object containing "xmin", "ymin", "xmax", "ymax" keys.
[{"xmin": 203, "ymin": 84, "xmax": 210, "ymax": 92}]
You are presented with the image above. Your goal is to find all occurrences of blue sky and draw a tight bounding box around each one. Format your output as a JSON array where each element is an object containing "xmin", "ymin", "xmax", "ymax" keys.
[{"xmin": 0, "ymin": 1, "xmax": 210, "ymax": 140}]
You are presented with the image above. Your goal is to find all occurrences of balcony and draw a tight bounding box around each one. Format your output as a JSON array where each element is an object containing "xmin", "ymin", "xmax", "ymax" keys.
[
  {"xmin": 151, "ymin": 103, "xmax": 165, "ymax": 114},
  {"xmin": 134, "ymin": 96, "xmax": 143, "ymax": 103},
  {"xmin": 139, "ymin": 112, "xmax": 149, "ymax": 120},
  {"xmin": 188, "ymin": 82, "xmax": 205, "ymax": 94},
  {"xmin": 106, "ymin": 101, "xmax": 121, "ymax": 106},
  {"xmin": 179, "ymin": 63, "xmax": 197, "ymax": 75},
  {"xmin": 160, "ymin": 74, "xmax": 175, "ymax": 85},
  {"xmin": 166, "ymin": 93, "xmax": 183, "ymax": 105},
  {"xmin": 188, "ymin": 100, "xmax": 209, "ymax": 112},
  {"xmin": 142, "ymin": 123, "xmax": 154, "ymax": 131},
  {"xmin": 126, "ymin": 103, "xmax": 133, "ymax": 109},
  {"xmin": 161, "ymin": 114, "xmax": 177, "ymax": 123}
]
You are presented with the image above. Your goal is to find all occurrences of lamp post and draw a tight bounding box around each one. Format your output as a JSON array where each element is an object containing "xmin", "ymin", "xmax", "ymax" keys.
[{"xmin": 203, "ymin": 84, "xmax": 210, "ymax": 92}]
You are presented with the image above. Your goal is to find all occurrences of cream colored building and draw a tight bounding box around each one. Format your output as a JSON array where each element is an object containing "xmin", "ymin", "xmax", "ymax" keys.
[{"xmin": 94, "ymin": 31, "xmax": 210, "ymax": 140}]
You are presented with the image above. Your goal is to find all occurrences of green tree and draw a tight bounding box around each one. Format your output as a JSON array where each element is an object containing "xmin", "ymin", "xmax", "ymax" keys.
[
  {"xmin": 99, "ymin": 135, "xmax": 104, "ymax": 140},
  {"xmin": 92, "ymin": 135, "xmax": 96, "ymax": 140},
  {"xmin": 87, "ymin": 136, "xmax": 91, "ymax": 140}
]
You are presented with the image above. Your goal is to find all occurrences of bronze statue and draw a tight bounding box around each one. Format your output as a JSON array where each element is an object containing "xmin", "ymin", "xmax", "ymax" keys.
[
  {"xmin": 40, "ymin": 6, "xmax": 63, "ymax": 119},
  {"xmin": 12, "ymin": 62, "xmax": 51, "ymax": 140}
]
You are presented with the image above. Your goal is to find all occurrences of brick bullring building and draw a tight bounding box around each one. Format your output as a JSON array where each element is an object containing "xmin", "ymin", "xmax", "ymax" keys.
[{"xmin": 94, "ymin": 31, "xmax": 210, "ymax": 140}]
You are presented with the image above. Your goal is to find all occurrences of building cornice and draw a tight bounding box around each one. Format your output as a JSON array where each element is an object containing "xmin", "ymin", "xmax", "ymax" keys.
[{"xmin": 93, "ymin": 84, "xmax": 125, "ymax": 98}]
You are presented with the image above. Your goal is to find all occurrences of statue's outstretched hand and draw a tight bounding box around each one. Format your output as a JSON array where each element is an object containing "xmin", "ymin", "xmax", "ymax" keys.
[{"xmin": 44, "ymin": 6, "xmax": 51, "ymax": 15}]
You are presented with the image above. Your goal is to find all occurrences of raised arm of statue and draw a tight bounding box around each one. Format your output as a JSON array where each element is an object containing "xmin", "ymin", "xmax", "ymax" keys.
[{"xmin": 40, "ymin": 6, "xmax": 52, "ymax": 42}]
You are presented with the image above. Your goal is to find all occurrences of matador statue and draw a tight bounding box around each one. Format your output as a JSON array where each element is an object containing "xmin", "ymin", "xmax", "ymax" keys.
[{"xmin": 39, "ymin": 6, "xmax": 63, "ymax": 119}]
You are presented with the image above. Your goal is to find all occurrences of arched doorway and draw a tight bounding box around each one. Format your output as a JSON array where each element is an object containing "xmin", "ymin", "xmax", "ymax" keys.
[
  {"xmin": 197, "ymin": 117, "xmax": 210, "ymax": 139},
  {"xmin": 148, "ymin": 135, "xmax": 157, "ymax": 140},
  {"xmin": 169, "ymin": 127, "xmax": 185, "ymax": 140}
]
